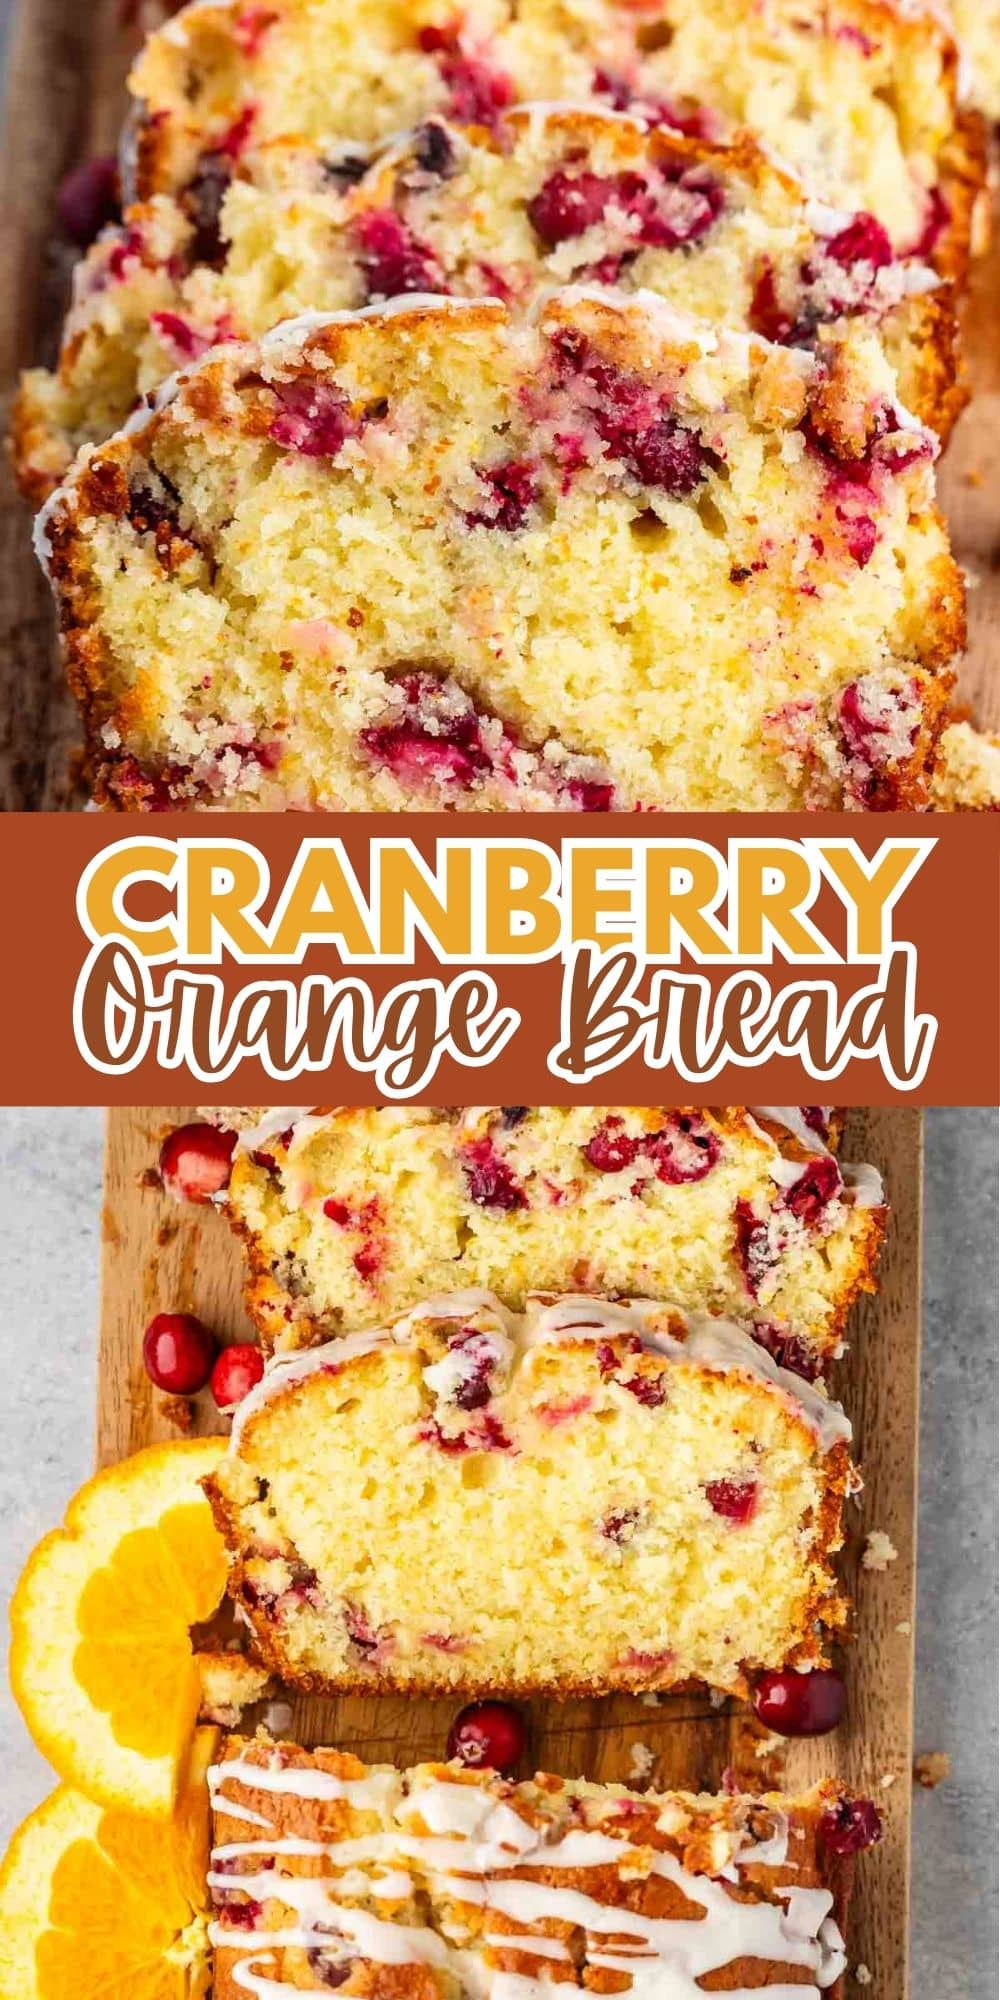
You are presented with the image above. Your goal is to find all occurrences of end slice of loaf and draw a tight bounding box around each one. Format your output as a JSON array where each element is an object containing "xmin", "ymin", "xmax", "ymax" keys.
[{"xmin": 209, "ymin": 1735, "xmax": 880, "ymax": 1999}]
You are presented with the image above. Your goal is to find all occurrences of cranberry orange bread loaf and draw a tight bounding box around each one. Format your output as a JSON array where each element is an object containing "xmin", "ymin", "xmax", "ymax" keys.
[
  {"xmin": 224, "ymin": 1105, "xmax": 884, "ymax": 1370},
  {"xmin": 13, "ymin": 108, "xmax": 961, "ymax": 505},
  {"xmin": 204, "ymin": 1290, "xmax": 853, "ymax": 1697},
  {"xmin": 209, "ymin": 1738, "xmax": 882, "ymax": 1998},
  {"xmin": 37, "ymin": 294, "xmax": 963, "ymax": 814},
  {"xmin": 128, "ymin": 0, "xmax": 980, "ymax": 281}
]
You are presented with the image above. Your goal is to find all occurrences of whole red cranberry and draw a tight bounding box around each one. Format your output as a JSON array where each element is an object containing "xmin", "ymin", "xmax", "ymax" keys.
[
  {"xmin": 818, "ymin": 1795, "xmax": 884, "ymax": 1856},
  {"xmin": 211, "ymin": 1343, "xmax": 265, "ymax": 1411},
  {"xmin": 142, "ymin": 1312, "xmax": 217, "ymax": 1394},
  {"xmin": 447, "ymin": 1700, "xmax": 527, "ymax": 1773},
  {"xmin": 159, "ymin": 1122, "xmax": 237, "ymax": 1203},
  {"xmin": 752, "ymin": 1668, "xmax": 846, "ymax": 1737},
  {"xmin": 57, "ymin": 155, "xmax": 119, "ymax": 245}
]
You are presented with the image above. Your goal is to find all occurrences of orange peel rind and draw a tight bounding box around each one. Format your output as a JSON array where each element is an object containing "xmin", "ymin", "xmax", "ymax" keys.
[
  {"xmin": 0, "ymin": 1726, "xmax": 217, "ymax": 2000},
  {"xmin": 9, "ymin": 1441, "xmax": 228, "ymax": 1818}
]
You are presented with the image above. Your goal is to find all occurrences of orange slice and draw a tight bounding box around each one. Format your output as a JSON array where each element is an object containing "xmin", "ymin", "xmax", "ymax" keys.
[
  {"xmin": 9, "ymin": 1440, "xmax": 228, "ymax": 1817},
  {"xmin": 0, "ymin": 1727, "xmax": 217, "ymax": 2000}
]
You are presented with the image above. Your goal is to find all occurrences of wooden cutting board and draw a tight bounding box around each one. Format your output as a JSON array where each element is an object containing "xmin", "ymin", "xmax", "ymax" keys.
[
  {"xmin": 99, "ymin": 1105, "xmax": 922, "ymax": 1994},
  {"xmin": 0, "ymin": 0, "xmax": 998, "ymax": 804}
]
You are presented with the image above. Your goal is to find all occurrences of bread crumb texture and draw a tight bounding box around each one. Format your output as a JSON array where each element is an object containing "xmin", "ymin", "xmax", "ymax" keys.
[
  {"xmin": 225, "ymin": 1106, "xmax": 885, "ymax": 1362},
  {"xmin": 14, "ymin": 103, "xmax": 962, "ymax": 502},
  {"xmin": 205, "ymin": 1290, "xmax": 852, "ymax": 1698},
  {"xmin": 43, "ymin": 293, "xmax": 962, "ymax": 813}
]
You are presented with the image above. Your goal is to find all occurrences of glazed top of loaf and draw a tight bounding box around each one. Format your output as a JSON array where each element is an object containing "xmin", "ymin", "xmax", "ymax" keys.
[
  {"xmin": 228, "ymin": 1287, "xmax": 853, "ymax": 1456},
  {"xmin": 209, "ymin": 1737, "xmax": 858, "ymax": 1999}
]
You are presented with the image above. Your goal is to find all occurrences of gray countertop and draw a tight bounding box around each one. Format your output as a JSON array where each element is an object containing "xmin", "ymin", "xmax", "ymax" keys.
[{"xmin": 0, "ymin": 1107, "xmax": 995, "ymax": 1994}]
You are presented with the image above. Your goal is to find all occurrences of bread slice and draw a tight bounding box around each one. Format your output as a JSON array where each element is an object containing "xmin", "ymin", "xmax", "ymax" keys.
[
  {"xmin": 204, "ymin": 1289, "xmax": 853, "ymax": 1698},
  {"xmin": 223, "ymin": 1105, "xmax": 884, "ymax": 1373},
  {"xmin": 13, "ymin": 105, "xmax": 962, "ymax": 505},
  {"xmin": 127, "ymin": 0, "xmax": 981, "ymax": 282},
  {"xmin": 209, "ymin": 1736, "xmax": 881, "ymax": 1999},
  {"xmin": 37, "ymin": 292, "xmax": 963, "ymax": 813}
]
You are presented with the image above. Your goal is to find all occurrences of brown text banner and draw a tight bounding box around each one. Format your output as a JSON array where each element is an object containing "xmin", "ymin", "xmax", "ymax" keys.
[{"xmin": 0, "ymin": 814, "xmax": 996, "ymax": 1105}]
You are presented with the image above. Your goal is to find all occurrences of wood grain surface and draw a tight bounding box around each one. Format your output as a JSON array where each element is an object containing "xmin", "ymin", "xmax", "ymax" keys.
[
  {"xmin": 0, "ymin": 1, "xmax": 998, "ymax": 805},
  {"xmin": 99, "ymin": 1105, "xmax": 922, "ymax": 1993}
]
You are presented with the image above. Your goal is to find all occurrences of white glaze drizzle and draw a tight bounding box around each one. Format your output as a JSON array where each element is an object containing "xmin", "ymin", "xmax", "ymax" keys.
[
  {"xmin": 211, "ymin": 1755, "xmax": 400, "ymax": 1811},
  {"xmin": 748, "ymin": 1107, "xmax": 835, "ymax": 1154},
  {"xmin": 210, "ymin": 1761, "xmax": 846, "ymax": 1998},
  {"xmin": 228, "ymin": 1288, "xmax": 850, "ymax": 1455},
  {"xmin": 745, "ymin": 1109, "xmax": 884, "ymax": 1211},
  {"xmin": 843, "ymin": 1160, "xmax": 886, "ymax": 1210},
  {"xmin": 228, "ymin": 1289, "xmax": 514, "ymax": 1446},
  {"xmin": 530, "ymin": 1296, "xmax": 852, "ymax": 1451},
  {"xmin": 216, "ymin": 1798, "xmax": 277, "ymax": 1830},
  {"xmin": 231, "ymin": 1108, "xmax": 318, "ymax": 1154},
  {"xmin": 484, "ymin": 1933, "xmax": 572, "ymax": 1960}
]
